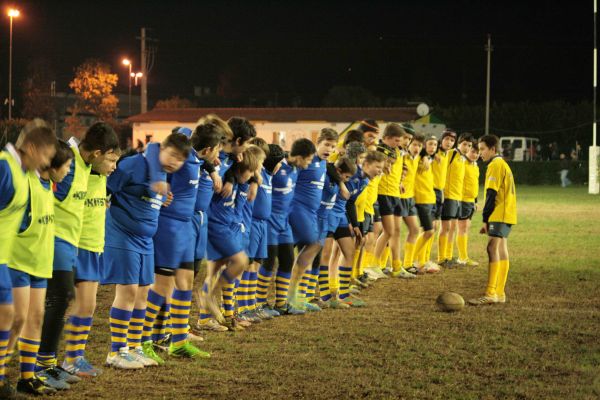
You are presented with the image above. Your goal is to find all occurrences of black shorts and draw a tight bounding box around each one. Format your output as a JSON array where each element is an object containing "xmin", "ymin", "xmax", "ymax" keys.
[
  {"xmin": 459, "ymin": 202, "xmax": 475, "ymax": 220},
  {"xmin": 373, "ymin": 203, "xmax": 382, "ymax": 222},
  {"xmin": 441, "ymin": 199, "xmax": 461, "ymax": 221},
  {"xmin": 399, "ymin": 198, "xmax": 417, "ymax": 217},
  {"xmin": 333, "ymin": 226, "xmax": 352, "ymax": 240},
  {"xmin": 433, "ymin": 189, "xmax": 443, "ymax": 220},
  {"xmin": 378, "ymin": 195, "xmax": 402, "ymax": 217},
  {"xmin": 415, "ymin": 204, "xmax": 434, "ymax": 231},
  {"xmin": 488, "ymin": 222, "xmax": 512, "ymax": 238},
  {"xmin": 360, "ymin": 214, "xmax": 373, "ymax": 235}
]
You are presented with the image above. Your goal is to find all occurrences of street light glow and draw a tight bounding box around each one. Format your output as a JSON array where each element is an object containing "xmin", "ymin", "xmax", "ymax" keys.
[
  {"xmin": 122, "ymin": 58, "xmax": 131, "ymax": 66},
  {"xmin": 8, "ymin": 9, "xmax": 20, "ymax": 18},
  {"xmin": 136, "ymin": 72, "xmax": 143, "ymax": 78}
]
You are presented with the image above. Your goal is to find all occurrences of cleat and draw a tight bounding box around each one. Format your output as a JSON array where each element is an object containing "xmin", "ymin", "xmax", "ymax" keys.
[
  {"xmin": 313, "ymin": 298, "xmax": 330, "ymax": 309},
  {"xmin": 187, "ymin": 330, "xmax": 205, "ymax": 343},
  {"xmin": 201, "ymin": 293, "xmax": 225, "ymax": 324},
  {"xmin": 349, "ymin": 286, "xmax": 361, "ymax": 295},
  {"xmin": 497, "ymin": 294, "xmax": 506, "ymax": 303},
  {"xmin": 405, "ymin": 266, "xmax": 419, "ymax": 275},
  {"xmin": 373, "ymin": 267, "xmax": 389, "ymax": 279},
  {"xmin": 364, "ymin": 268, "xmax": 381, "ymax": 280},
  {"xmin": 329, "ymin": 299, "xmax": 351, "ymax": 309},
  {"xmin": 142, "ymin": 341, "xmax": 165, "ymax": 365},
  {"xmin": 240, "ymin": 310, "xmax": 262, "ymax": 323},
  {"xmin": 391, "ymin": 268, "xmax": 416, "ymax": 279},
  {"xmin": 262, "ymin": 304, "xmax": 281, "ymax": 317},
  {"xmin": 299, "ymin": 301, "xmax": 321, "ymax": 312},
  {"xmin": 62, "ymin": 356, "xmax": 102, "ymax": 378},
  {"xmin": 168, "ymin": 341, "xmax": 210, "ymax": 359},
  {"xmin": 462, "ymin": 258, "xmax": 479, "ymax": 267},
  {"xmin": 352, "ymin": 277, "xmax": 369, "ymax": 289},
  {"xmin": 105, "ymin": 348, "xmax": 144, "ymax": 369},
  {"xmin": 17, "ymin": 377, "xmax": 57, "ymax": 396},
  {"xmin": 274, "ymin": 303, "xmax": 306, "ymax": 315},
  {"xmin": 253, "ymin": 307, "xmax": 273, "ymax": 320},
  {"xmin": 423, "ymin": 262, "xmax": 441, "ymax": 273},
  {"xmin": 234, "ymin": 315, "xmax": 252, "ymax": 327},
  {"xmin": 194, "ymin": 319, "xmax": 229, "ymax": 332},
  {"xmin": 223, "ymin": 317, "xmax": 246, "ymax": 331},
  {"xmin": 35, "ymin": 368, "xmax": 71, "ymax": 391},
  {"xmin": 382, "ymin": 266, "xmax": 393, "ymax": 276},
  {"xmin": 131, "ymin": 346, "xmax": 158, "ymax": 367},
  {"xmin": 0, "ymin": 379, "xmax": 17, "ymax": 399},
  {"xmin": 341, "ymin": 296, "xmax": 367, "ymax": 307},
  {"xmin": 468, "ymin": 296, "xmax": 499, "ymax": 306}
]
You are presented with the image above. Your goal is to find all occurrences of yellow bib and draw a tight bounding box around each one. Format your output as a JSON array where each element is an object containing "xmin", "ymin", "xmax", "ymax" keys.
[{"xmin": 78, "ymin": 173, "xmax": 107, "ymax": 253}]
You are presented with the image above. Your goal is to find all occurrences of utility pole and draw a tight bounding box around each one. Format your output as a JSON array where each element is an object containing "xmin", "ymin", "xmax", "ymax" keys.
[
  {"xmin": 484, "ymin": 34, "xmax": 492, "ymax": 136},
  {"xmin": 591, "ymin": 0, "xmax": 599, "ymax": 194},
  {"xmin": 140, "ymin": 27, "xmax": 147, "ymax": 114}
]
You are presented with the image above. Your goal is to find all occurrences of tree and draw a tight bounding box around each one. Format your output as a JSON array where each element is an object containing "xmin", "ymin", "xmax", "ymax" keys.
[
  {"xmin": 21, "ymin": 59, "xmax": 56, "ymax": 121},
  {"xmin": 69, "ymin": 59, "xmax": 119, "ymax": 120},
  {"xmin": 322, "ymin": 86, "xmax": 381, "ymax": 107},
  {"xmin": 155, "ymin": 96, "xmax": 195, "ymax": 109}
]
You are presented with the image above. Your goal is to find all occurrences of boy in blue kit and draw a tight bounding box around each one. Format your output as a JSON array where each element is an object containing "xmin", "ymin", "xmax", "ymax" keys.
[
  {"xmin": 101, "ymin": 133, "xmax": 189, "ymax": 369},
  {"xmin": 36, "ymin": 122, "xmax": 119, "ymax": 388},
  {"xmin": 201, "ymin": 148, "xmax": 263, "ymax": 326},
  {"xmin": 0, "ymin": 121, "xmax": 56, "ymax": 399},
  {"xmin": 254, "ymin": 140, "xmax": 314, "ymax": 316},
  {"xmin": 287, "ymin": 129, "xmax": 339, "ymax": 311}
]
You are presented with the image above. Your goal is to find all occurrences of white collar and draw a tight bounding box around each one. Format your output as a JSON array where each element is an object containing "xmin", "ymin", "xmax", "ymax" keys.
[{"xmin": 4, "ymin": 143, "xmax": 23, "ymax": 169}]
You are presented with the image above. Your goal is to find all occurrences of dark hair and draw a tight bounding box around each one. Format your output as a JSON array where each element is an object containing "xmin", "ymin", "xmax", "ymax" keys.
[
  {"xmin": 357, "ymin": 119, "xmax": 379, "ymax": 134},
  {"xmin": 346, "ymin": 141, "xmax": 367, "ymax": 160},
  {"xmin": 290, "ymin": 138, "xmax": 316, "ymax": 157},
  {"xmin": 401, "ymin": 123, "xmax": 415, "ymax": 136},
  {"xmin": 458, "ymin": 132, "xmax": 475, "ymax": 144},
  {"xmin": 227, "ymin": 117, "xmax": 257, "ymax": 145},
  {"xmin": 364, "ymin": 150, "xmax": 386, "ymax": 164},
  {"xmin": 264, "ymin": 144, "xmax": 285, "ymax": 173},
  {"xmin": 479, "ymin": 134, "xmax": 500, "ymax": 152},
  {"xmin": 20, "ymin": 126, "xmax": 57, "ymax": 149},
  {"xmin": 162, "ymin": 133, "xmax": 191, "ymax": 158},
  {"xmin": 80, "ymin": 122, "xmax": 119, "ymax": 154},
  {"xmin": 335, "ymin": 156, "xmax": 357, "ymax": 175},
  {"xmin": 343, "ymin": 129, "xmax": 364, "ymax": 147},
  {"xmin": 441, "ymin": 129, "xmax": 457, "ymax": 140},
  {"xmin": 317, "ymin": 128, "xmax": 338, "ymax": 144},
  {"xmin": 249, "ymin": 137, "xmax": 269, "ymax": 156},
  {"xmin": 383, "ymin": 123, "xmax": 406, "ymax": 138},
  {"xmin": 376, "ymin": 142, "xmax": 396, "ymax": 159},
  {"xmin": 50, "ymin": 139, "xmax": 74, "ymax": 169},
  {"xmin": 191, "ymin": 122, "xmax": 225, "ymax": 151},
  {"xmin": 411, "ymin": 133, "xmax": 426, "ymax": 144}
]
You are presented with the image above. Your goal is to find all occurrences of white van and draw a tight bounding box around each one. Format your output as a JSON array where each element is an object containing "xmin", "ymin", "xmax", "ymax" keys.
[{"xmin": 499, "ymin": 136, "xmax": 539, "ymax": 162}]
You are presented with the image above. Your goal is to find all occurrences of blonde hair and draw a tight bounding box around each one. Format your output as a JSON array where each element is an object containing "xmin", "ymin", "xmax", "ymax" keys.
[
  {"xmin": 237, "ymin": 146, "xmax": 263, "ymax": 173},
  {"xmin": 196, "ymin": 114, "xmax": 233, "ymax": 143}
]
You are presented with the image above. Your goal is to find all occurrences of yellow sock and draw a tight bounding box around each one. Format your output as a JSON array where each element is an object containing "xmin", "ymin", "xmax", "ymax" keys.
[
  {"xmin": 424, "ymin": 235, "xmax": 434, "ymax": 264},
  {"xmin": 437, "ymin": 234, "xmax": 447, "ymax": 262},
  {"xmin": 495, "ymin": 260, "xmax": 510, "ymax": 298},
  {"xmin": 414, "ymin": 235, "xmax": 427, "ymax": 265},
  {"xmin": 364, "ymin": 251, "xmax": 374, "ymax": 268},
  {"xmin": 359, "ymin": 251, "xmax": 367, "ymax": 276},
  {"xmin": 445, "ymin": 236, "xmax": 454, "ymax": 260},
  {"xmin": 383, "ymin": 247, "xmax": 391, "ymax": 267},
  {"xmin": 485, "ymin": 261, "xmax": 500, "ymax": 298},
  {"xmin": 330, "ymin": 271, "xmax": 339, "ymax": 293},
  {"xmin": 402, "ymin": 242, "xmax": 416, "ymax": 268},
  {"xmin": 392, "ymin": 259, "xmax": 402, "ymax": 273},
  {"xmin": 457, "ymin": 234, "xmax": 468, "ymax": 260},
  {"xmin": 352, "ymin": 250, "xmax": 361, "ymax": 279}
]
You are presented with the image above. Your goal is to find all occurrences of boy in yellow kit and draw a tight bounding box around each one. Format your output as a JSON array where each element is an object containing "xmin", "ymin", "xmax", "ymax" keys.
[
  {"xmin": 456, "ymin": 139, "xmax": 480, "ymax": 267},
  {"xmin": 469, "ymin": 135, "xmax": 517, "ymax": 305}
]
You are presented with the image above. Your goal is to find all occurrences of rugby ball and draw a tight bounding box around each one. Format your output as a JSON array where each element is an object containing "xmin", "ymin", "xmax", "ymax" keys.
[{"xmin": 436, "ymin": 292, "xmax": 465, "ymax": 312}]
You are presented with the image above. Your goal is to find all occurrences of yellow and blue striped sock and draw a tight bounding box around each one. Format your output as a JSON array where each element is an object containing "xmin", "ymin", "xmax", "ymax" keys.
[
  {"xmin": 152, "ymin": 303, "xmax": 170, "ymax": 342},
  {"xmin": 35, "ymin": 352, "xmax": 56, "ymax": 372},
  {"xmin": 109, "ymin": 307, "xmax": 132, "ymax": 356},
  {"xmin": 142, "ymin": 289, "xmax": 165, "ymax": 343},
  {"xmin": 338, "ymin": 266, "xmax": 352, "ymax": 300},
  {"xmin": 256, "ymin": 266, "xmax": 272, "ymax": 307},
  {"xmin": 298, "ymin": 271, "xmax": 310, "ymax": 302},
  {"xmin": 248, "ymin": 271, "xmax": 258, "ymax": 311},
  {"xmin": 237, "ymin": 271, "xmax": 251, "ymax": 313},
  {"xmin": 127, "ymin": 309, "xmax": 146, "ymax": 349},
  {"xmin": 64, "ymin": 316, "xmax": 93, "ymax": 364},
  {"xmin": 318, "ymin": 265, "xmax": 331, "ymax": 301},
  {"xmin": 0, "ymin": 330, "xmax": 10, "ymax": 382},
  {"xmin": 305, "ymin": 266, "xmax": 319, "ymax": 301},
  {"xmin": 222, "ymin": 281, "xmax": 236, "ymax": 318},
  {"xmin": 18, "ymin": 337, "xmax": 40, "ymax": 380},
  {"xmin": 275, "ymin": 270, "xmax": 291, "ymax": 308},
  {"xmin": 171, "ymin": 289, "xmax": 192, "ymax": 347},
  {"xmin": 198, "ymin": 282, "xmax": 212, "ymax": 324}
]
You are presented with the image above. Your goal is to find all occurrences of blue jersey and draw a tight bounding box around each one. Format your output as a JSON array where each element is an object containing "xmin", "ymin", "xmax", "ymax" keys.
[
  {"xmin": 237, "ymin": 182, "xmax": 254, "ymax": 230},
  {"xmin": 346, "ymin": 168, "xmax": 370, "ymax": 202},
  {"xmin": 291, "ymin": 155, "xmax": 326, "ymax": 213},
  {"xmin": 0, "ymin": 157, "xmax": 14, "ymax": 210},
  {"xmin": 53, "ymin": 160, "xmax": 75, "ymax": 202},
  {"xmin": 252, "ymin": 168, "xmax": 272, "ymax": 221},
  {"xmin": 195, "ymin": 150, "xmax": 233, "ymax": 212},
  {"xmin": 107, "ymin": 154, "xmax": 165, "ymax": 240},
  {"xmin": 208, "ymin": 181, "xmax": 238, "ymax": 228},
  {"xmin": 317, "ymin": 172, "xmax": 339, "ymax": 219},
  {"xmin": 160, "ymin": 150, "xmax": 201, "ymax": 221},
  {"xmin": 271, "ymin": 159, "xmax": 298, "ymax": 221}
]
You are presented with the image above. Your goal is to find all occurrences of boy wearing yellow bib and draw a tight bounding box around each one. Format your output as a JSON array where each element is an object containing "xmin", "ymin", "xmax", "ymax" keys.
[
  {"xmin": 8, "ymin": 139, "xmax": 72, "ymax": 396},
  {"xmin": 469, "ymin": 135, "xmax": 517, "ymax": 305},
  {"xmin": 0, "ymin": 122, "xmax": 56, "ymax": 398}
]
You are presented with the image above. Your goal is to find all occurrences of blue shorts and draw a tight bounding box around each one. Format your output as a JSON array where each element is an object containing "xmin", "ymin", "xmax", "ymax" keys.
[
  {"xmin": 0, "ymin": 264, "xmax": 13, "ymax": 304},
  {"xmin": 8, "ymin": 268, "xmax": 47, "ymax": 289},
  {"xmin": 75, "ymin": 249, "xmax": 102, "ymax": 282},
  {"xmin": 328, "ymin": 213, "xmax": 347, "ymax": 232},
  {"xmin": 154, "ymin": 216, "xmax": 194, "ymax": 269},
  {"xmin": 317, "ymin": 216, "xmax": 329, "ymax": 242},
  {"xmin": 191, "ymin": 211, "xmax": 208, "ymax": 261},
  {"xmin": 248, "ymin": 218, "xmax": 268, "ymax": 260},
  {"xmin": 101, "ymin": 246, "xmax": 154, "ymax": 286},
  {"xmin": 53, "ymin": 237, "xmax": 78, "ymax": 272},
  {"xmin": 207, "ymin": 222, "xmax": 244, "ymax": 261},
  {"xmin": 267, "ymin": 217, "xmax": 294, "ymax": 246},
  {"xmin": 289, "ymin": 206, "xmax": 319, "ymax": 245},
  {"xmin": 242, "ymin": 224, "xmax": 251, "ymax": 254}
]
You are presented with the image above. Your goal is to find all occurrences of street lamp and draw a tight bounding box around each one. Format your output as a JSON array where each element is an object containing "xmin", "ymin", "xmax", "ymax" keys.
[
  {"xmin": 122, "ymin": 58, "xmax": 132, "ymax": 115},
  {"xmin": 7, "ymin": 8, "xmax": 20, "ymax": 120},
  {"xmin": 132, "ymin": 72, "xmax": 143, "ymax": 86}
]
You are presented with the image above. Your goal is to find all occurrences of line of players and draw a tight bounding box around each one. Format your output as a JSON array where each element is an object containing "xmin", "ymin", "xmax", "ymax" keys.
[{"xmin": 0, "ymin": 115, "xmax": 516, "ymax": 397}]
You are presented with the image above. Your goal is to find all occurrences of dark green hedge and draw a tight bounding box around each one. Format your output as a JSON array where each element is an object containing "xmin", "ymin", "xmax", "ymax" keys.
[{"xmin": 478, "ymin": 161, "xmax": 589, "ymax": 185}]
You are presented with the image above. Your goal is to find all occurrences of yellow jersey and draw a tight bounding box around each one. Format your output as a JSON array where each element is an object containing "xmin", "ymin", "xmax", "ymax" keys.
[
  {"xmin": 484, "ymin": 156, "xmax": 517, "ymax": 225},
  {"xmin": 355, "ymin": 175, "xmax": 381, "ymax": 222},
  {"xmin": 444, "ymin": 149, "xmax": 467, "ymax": 201},
  {"xmin": 414, "ymin": 156, "xmax": 436, "ymax": 204},
  {"xmin": 432, "ymin": 150, "xmax": 449, "ymax": 190},
  {"xmin": 377, "ymin": 147, "xmax": 403, "ymax": 197},
  {"xmin": 400, "ymin": 154, "xmax": 419, "ymax": 199},
  {"xmin": 462, "ymin": 161, "xmax": 480, "ymax": 202}
]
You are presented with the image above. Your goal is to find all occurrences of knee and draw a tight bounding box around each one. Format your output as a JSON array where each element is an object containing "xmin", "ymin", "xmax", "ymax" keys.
[{"xmin": 11, "ymin": 312, "xmax": 26, "ymax": 334}]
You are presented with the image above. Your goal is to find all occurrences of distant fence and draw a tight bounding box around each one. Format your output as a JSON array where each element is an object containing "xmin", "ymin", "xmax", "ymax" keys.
[{"xmin": 479, "ymin": 161, "xmax": 588, "ymax": 185}]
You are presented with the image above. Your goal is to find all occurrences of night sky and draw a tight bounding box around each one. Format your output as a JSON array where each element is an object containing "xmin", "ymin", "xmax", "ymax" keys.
[{"xmin": 0, "ymin": 0, "xmax": 592, "ymax": 109}]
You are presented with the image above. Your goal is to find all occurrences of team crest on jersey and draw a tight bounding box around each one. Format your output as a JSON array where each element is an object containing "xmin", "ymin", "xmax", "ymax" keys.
[{"xmin": 280, "ymin": 169, "xmax": 287, "ymax": 176}]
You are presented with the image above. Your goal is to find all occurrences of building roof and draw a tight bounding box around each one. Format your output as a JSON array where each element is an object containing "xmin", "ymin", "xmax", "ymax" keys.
[{"xmin": 127, "ymin": 107, "xmax": 419, "ymax": 124}]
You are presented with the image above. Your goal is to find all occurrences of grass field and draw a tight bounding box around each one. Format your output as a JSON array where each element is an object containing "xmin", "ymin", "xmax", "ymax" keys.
[{"xmin": 8, "ymin": 186, "xmax": 600, "ymax": 399}]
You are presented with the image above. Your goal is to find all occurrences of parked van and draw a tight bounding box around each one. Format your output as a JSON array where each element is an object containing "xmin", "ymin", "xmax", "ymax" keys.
[{"xmin": 500, "ymin": 136, "xmax": 539, "ymax": 162}]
